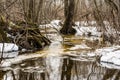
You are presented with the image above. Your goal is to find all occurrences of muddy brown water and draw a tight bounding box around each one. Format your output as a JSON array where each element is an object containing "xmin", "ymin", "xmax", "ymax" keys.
[{"xmin": 0, "ymin": 30, "xmax": 120, "ymax": 80}]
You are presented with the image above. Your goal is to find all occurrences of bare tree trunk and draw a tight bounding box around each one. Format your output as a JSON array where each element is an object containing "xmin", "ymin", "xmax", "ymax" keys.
[
  {"xmin": 28, "ymin": 0, "xmax": 34, "ymax": 23},
  {"xmin": 118, "ymin": 0, "xmax": 120, "ymax": 30},
  {"xmin": 0, "ymin": 14, "xmax": 8, "ymax": 42},
  {"xmin": 60, "ymin": 0, "xmax": 76, "ymax": 35}
]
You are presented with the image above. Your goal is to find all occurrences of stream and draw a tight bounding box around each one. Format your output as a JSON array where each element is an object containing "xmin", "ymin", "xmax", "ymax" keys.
[{"xmin": 0, "ymin": 28, "xmax": 120, "ymax": 80}]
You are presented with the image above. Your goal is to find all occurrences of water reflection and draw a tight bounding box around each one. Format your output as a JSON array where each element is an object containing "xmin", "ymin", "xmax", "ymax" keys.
[
  {"xmin": 19, "ymin": 70, "xmax": 46, "ymax": 80},
  {"xmin": 0, "ymin": 56, "xmax": 120, "ymax": 80},
  {"xmin": 61, "ymin": 57, "xmax": 73, "ymax": 80},
  {"xmin": 0, "ymin": 71, "xmax": 6, "ymax": 80},
  {"xmin": 103, "ymin": 69, "xmax": 120, "ymax": 80},
  {"xmin": 46, "ymin": 56, "xmax": 62, "ymax": 80},
  {"xmin": 0, "ymin": 35, "xmax": 120, "ymax": 80}
]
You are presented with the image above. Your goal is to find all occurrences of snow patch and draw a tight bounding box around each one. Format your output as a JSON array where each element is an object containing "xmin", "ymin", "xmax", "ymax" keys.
[
  {"xmin": 51, "ymin": 20, "xmax": 61, "ymax": 26},
  {"xmin": 50, "ymin": 20, "xmax": 62, "ymax": 29},
  {"xmin": 73, "ymin": 26, "xmax": 102, "ymax": 37},
  {"xmin": 100, "ymin": 62, "xmax": 120, "ymax": 69},
  {"xmin": 0, "ymin": 43, "xmax": 18, "ymax": 58},
  {"xmin": 0, "ymin": 43, "xmax": 18, "ymax": 53},
  {"xmin": 39, "ymin": 20, "xmax": 102, "ymax": 37},
  {"xmin": 39, "ymin": 20, "xmax": 62, "ymax": 29},
  {"xmin": 96, "ymin": 46, "xmax": 120, "ymax": 66}
]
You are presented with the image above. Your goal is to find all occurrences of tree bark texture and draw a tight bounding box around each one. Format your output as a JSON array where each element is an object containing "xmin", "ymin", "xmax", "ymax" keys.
[{"xmin": 60, "ymin": 0, "xmax": 76, "ymax": 35}]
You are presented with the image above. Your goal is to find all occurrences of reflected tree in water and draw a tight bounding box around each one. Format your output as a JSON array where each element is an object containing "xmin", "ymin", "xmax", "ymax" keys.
[
  {"xmin": 103, "ymin": 69, "xmax": 120, "ymax": 80},
  {"xmin": 61, "ymin": 57, "xmax": 73, "ymax": 80}
]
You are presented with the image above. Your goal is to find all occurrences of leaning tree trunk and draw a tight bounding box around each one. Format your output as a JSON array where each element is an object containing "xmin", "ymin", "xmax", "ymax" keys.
[{"xmin": 60, "ymin": 0, "xmax": 76, "ymax": 35}]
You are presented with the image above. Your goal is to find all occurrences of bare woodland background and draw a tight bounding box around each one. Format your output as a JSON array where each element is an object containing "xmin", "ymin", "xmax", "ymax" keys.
[{"xmin": 0, "ymin": 0, "xmax": 120, "ymax": 42}]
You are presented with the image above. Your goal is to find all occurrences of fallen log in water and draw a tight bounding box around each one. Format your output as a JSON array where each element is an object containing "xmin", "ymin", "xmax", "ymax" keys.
[{"xmin": 0, "ymin": 15, "xmax": 51, "ymax": 51}]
